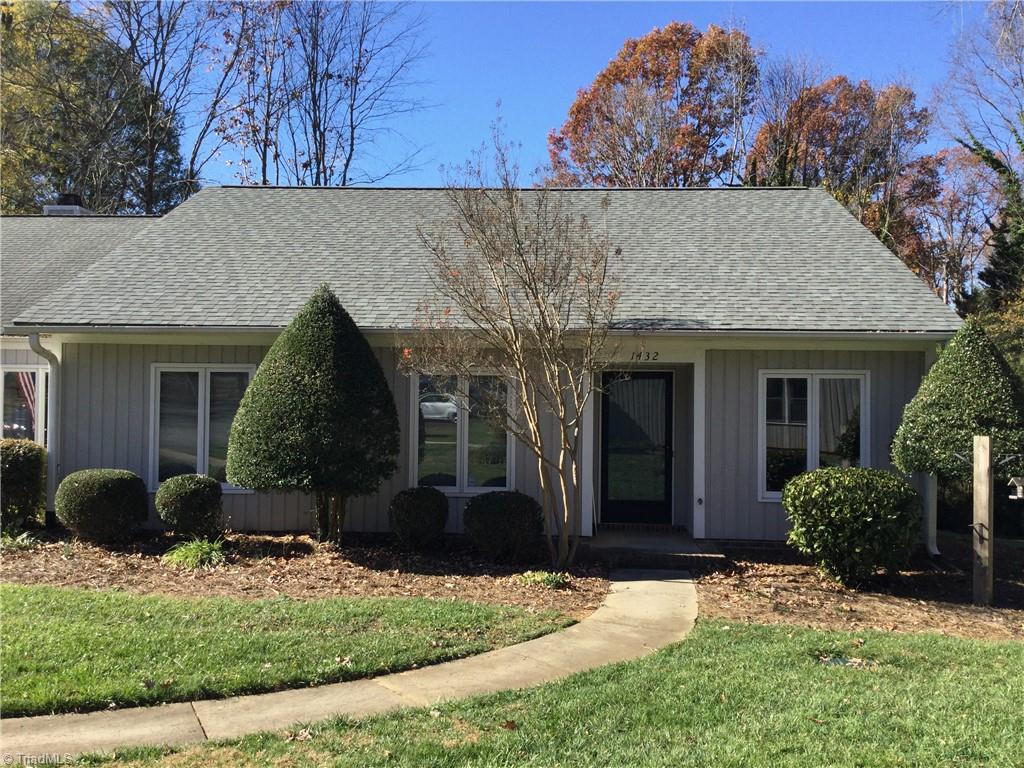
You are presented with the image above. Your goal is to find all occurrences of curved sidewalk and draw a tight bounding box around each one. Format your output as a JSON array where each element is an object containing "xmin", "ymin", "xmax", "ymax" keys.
[{"xmin": 0, "ymin": 569, "xmax": 697, "ymax": 758}]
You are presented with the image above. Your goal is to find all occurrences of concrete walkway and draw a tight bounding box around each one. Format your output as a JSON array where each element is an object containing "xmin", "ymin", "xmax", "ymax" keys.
[{"xmin": 0, "ymin": 569, "xmax": 697, "ymax": 759}]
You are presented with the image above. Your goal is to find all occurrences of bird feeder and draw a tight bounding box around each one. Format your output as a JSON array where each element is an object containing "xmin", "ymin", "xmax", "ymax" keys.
[{"xmin": 1010, "ymin": 477, "xmax": 1024, "ymax": 501}]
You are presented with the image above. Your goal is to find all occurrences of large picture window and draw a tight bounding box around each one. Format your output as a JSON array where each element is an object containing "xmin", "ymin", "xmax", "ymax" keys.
[
  {"xmin": 758, "ymin": 370, "xmax": 869, "ymax": 501},
  {"xmin": 413, "ymin": 374, "xmax": 513, "ymax": 493},
  {"xmin": 150, "ymin": 364, "xmax": 254, "ymax": 490},
  {"xmin": 1, "ymin": 367, "xmax": 47, "ymax": 444}
]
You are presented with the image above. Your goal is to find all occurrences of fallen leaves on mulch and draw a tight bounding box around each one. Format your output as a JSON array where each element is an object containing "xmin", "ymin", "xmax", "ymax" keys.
[
  {"xmin": 696, "ymin": 534, "xmax": 1024, "ymax": 641},
  {"xmin": 0, "ymin": 531, "xmax": 608, "ymax": 621}
]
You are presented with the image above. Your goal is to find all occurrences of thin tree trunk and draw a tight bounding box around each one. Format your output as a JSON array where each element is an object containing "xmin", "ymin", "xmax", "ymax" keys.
[
  {"xmin": 314, "ymin": 491, "xmax": 330, "ymax": 541},
  {"xmin": 556, "ymin": 447, "xmax": 572, "ymax": 568},
  {"xmin": 537, "ymin": 460, "xmax": 558, "ymax": 566},
  {"xmin": 329, "ymin": 494, "xmax": 347, "ymax": 544}
]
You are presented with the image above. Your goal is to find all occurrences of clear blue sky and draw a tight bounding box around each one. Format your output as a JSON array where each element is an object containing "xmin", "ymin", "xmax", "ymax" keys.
[{"xmin": 206, "ymin": 1, "xmax": 986, "ymax": 187}]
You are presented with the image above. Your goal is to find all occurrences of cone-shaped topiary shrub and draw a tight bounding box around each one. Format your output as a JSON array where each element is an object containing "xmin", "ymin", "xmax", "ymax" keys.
[
  {"xmin": 389, "ymin": 487, "xmax": 448, "ymax": 550},
  {"xmin": 892, "ymin": 317, "xmax": 1024, "ymax": 481},
  {"xmin": 155, "ymin": 474, "xmax": 223, "ymax": 538},
  {"xmin": 0, "ymin": 439, "xmax": 47, "ymax": 532},
  {"xmin": 226, "ymin": 284, "xmax": 400, "ymax": 542},
  {"xmin": 784, "ymin": 467, "xmax": 921, "ymax": 584},
  {"xmin": 55, "ymin": 469, "xmax": 148, "ymax": 544}
]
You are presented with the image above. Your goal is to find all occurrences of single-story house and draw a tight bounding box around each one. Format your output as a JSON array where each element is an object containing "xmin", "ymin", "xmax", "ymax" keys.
[
  {"xmin": 1, "ymin": 206, "xmax": 154, "ymax": 449},
  {"xmin": 0, "ymin": 186, "xmax": 961, "ymax": 544}
]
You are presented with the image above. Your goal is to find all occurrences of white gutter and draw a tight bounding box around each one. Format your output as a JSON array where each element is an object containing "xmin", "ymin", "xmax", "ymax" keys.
[{"xmin": 27, "ymin": 334, "xmax": 59, "ymax": 513}]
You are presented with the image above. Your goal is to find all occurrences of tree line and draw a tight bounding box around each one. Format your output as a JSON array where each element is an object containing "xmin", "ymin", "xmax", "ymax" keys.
[
  {"xmin": 1, "ymin": 1, "xmax": 1019, "ymax": 337},
  {"xmin": 546, "ymin": 10, "xmax": 1023, "ymax": 320},
  {"xmin": 0, "ymin": 0, "xmax": 424, "ymax": 215}
]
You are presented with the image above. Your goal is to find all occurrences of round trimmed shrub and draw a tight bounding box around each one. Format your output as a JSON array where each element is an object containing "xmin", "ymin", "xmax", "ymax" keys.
[
  {"xmin": 463, "ymin": 490, "xmax": 543, "ymax": 562},
  {"xmin": 55, "ymin": 469, "xmax": 148, "ymax": 544},
  {"xmin": 783, "ymin": 467, "xmax": 921, "ymax": 584},
  {"xmin": 389, "ymin": 487, "xmax": 448, "ymax": 550},
  {"xmin": 155, "ymin": 474, "xmax": 223, "ymax": 538},
  {"xmin": 0, "ymin": 439, "xmax": 47, "ymax": 532}
]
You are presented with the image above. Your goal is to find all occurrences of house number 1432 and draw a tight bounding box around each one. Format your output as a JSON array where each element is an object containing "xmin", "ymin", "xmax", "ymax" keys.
[{"xmin": 630, "ymin": 350, "xmax": 659, "ymax": 361}]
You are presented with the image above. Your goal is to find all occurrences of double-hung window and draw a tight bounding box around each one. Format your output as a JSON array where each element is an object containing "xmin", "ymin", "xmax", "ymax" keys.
[
  {"xmin": 150, "ymin": 364, "xmax": 255, "ymax": 490},
  {"xmin": 758, "ymin": 370, "xmax": 870, "ymax": 501},
  {"xmin": 1, "ymin": 366, "xmax": 48, "ymax": 445},
  {"xmin": 413, "ymin": 374, "xmax": 513, "ymax": 493}
]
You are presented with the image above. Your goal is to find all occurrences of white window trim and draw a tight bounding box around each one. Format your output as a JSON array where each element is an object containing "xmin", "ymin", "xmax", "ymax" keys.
[
  {"xmin": 148, "ymin": 363, "xmax": 256, "ymax": 494},
  {"xmin": 1, "ymin": 364, "xmax": 49, "ymax": 447},
  {"xmin": 757, "ymin": 369, "xmax": 871, "ymax": 503},
  {"xmin": 409, "ymin": 373, "xmax": 516, "ymax": 496}
]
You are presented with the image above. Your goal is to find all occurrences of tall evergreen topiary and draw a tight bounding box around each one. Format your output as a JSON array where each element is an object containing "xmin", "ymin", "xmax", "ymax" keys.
[
  {"xmin": 226, "ymin": 285, "xmax": 400, "ymax": 542},
  {"xmin": 892, "ymin": 318, "xmax": 1024, "ymax": 481}
]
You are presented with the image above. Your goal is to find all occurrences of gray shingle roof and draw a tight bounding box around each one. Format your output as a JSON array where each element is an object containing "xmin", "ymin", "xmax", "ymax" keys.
[
  {"xmin": 1, "ymin": 215, "xmax": 154, "ymax": 328},
  {"xmin": 9, "ymin": 186, "xmax": 961, "ymax": 334}
]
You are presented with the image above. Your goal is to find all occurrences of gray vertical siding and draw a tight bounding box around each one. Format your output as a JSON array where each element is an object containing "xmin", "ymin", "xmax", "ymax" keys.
[
  {"xmin": 58, "ymin": 343, "xmax": 413, "ymax": 532},
  {"xmin": 704, "ymin": 349, "xmax": 926, "ymax": 540},
  {"xmin": 1, "ymin": 343, "xmax": 48, "ymax": 366},
  {"xmin": 54, "ymin": 342, "xmax": 927, "ymax": 540}
]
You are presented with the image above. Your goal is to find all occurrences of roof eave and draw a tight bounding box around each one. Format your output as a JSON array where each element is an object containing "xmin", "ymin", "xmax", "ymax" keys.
[{"xmin": 5, "ymin": 323, "xmax": 959, "ymax": 342}]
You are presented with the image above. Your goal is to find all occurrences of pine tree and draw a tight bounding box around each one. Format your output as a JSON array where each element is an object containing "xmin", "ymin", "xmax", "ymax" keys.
[
  {"xmin": 227, "ymin": 285, "xmax": 400, "ymax": 542},
  {"xmin": 961, "ymin": 137, "xmax": 1024, "ymax": 309}
]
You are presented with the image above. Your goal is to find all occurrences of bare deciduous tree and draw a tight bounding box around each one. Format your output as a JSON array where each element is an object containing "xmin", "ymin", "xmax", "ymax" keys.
[
  {"xmin": 919, "ymin": 149, "xmax": 1001, "ymax": 305},
  {"xmin": 714, "ymin": 20, "xmax": 762, "ymax": 185},
  {"xmin": 226, "ymin": 0, "xmax": 291, "ymax": 186},
  {"xmin": 282, "ymin": 0, "xmax": 426, "ymax": 186},
  {"xmin": 745, "ymin": 55, "xmax": 822, "ymax": 186},
  {"xmin": 99, "ymin": 0, "xmax": 249, "ymax": 208},
  {"xmin": 944, "ymin": 0, "xmax": 1024, "ymax": 173},
  {"xmin": 402, "ymin": 128, "xmax": 621, "ymax": 567}
]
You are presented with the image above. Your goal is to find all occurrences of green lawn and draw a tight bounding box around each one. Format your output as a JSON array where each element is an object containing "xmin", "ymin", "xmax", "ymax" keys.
[
  {"xmin": 100, "ymin": 620, "xmax": 1024, "ymax": 768},
  {"xmin": 0, "ymin": 584, "xmax": 569, "ymax": 717}
]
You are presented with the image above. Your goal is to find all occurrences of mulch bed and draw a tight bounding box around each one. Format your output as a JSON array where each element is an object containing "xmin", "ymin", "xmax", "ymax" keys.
[
  {"xmin": 696, "ymin": 533, "xmax": 1024, "ymax": 641},
  {"xmin": 0, "ymin": 531, "xmax": 609, "ymax": 621}
]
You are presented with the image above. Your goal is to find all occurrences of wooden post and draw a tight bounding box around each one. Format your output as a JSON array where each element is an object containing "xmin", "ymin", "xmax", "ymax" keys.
[
  {"xmin": 973, "ymin": 435, "xmax": 994, "ymax": 606},
  {"xmin": 923, "ymin": 474, "xmax": 939, "ymax": 556}
]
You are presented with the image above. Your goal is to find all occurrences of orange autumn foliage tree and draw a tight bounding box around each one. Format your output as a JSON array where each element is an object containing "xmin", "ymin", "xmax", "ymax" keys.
[
  {"xmin": 547, "ymin": 22, "xmax": 759, "ymax": 188},
  {"xmin": 746, "ymin": 75, "xmax": 931, "ymax": 259},
  {"xmin": 900, "ymin": 148, "xmax": 1001, "ymax": 306}
]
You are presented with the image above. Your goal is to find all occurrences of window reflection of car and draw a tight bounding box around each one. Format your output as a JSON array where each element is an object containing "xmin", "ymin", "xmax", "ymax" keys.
[{"xmin": 419, "ymin": 393, "xmax": 458, "ymax": 422}]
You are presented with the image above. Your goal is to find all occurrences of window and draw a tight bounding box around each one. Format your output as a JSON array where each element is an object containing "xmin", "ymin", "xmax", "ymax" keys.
[
  {"xmin": 413, "ymin": 374, "xmax": 513, "ymax": 493},
  {"xmin": 758, "ymin": 371, "xmax": 869, "ymax": 501},
  {"xmin": 150, "ymin": 364, "xmax": 254, "ymax": 490},
  {"xmin": 1, "ymin": 367, "xmax": 47, "ymax": 445}
]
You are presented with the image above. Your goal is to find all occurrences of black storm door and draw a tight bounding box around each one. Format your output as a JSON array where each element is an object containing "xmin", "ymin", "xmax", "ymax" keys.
[{"xmin": 600, "ymin": 372, "xmax": 672, "ymax": 524}]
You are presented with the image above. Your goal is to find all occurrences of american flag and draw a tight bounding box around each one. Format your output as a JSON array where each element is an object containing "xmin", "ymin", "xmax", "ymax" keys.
[{"xmin": 16, "ymin": 371, "xmax": 36, "ymax": 432}]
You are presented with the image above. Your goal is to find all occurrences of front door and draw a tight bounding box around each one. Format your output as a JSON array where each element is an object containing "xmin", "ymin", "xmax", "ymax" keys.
[{"xmin": 600, "ymin": 372, "xmax": 673, "ymax": 524}]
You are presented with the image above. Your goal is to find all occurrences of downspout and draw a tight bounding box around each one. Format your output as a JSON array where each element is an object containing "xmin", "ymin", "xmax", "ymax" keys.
[{"xmin": 27, "ymin": 334, "xmax": 59, "ymax": 521}]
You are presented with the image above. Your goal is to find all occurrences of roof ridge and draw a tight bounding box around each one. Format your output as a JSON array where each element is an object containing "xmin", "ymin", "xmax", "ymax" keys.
[
  {"xmin": 0, "ymin": 214, "xmax": 159, "ymax": 219},
  {"xmin": 208, "ymin": 185, "xmax": 813, "ymax": 192}
]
